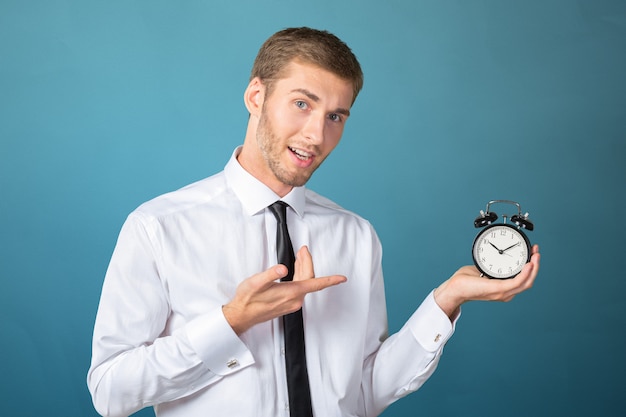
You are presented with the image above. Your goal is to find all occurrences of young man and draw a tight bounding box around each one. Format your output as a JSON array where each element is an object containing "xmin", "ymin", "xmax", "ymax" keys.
[{"xmin": 88, "ymin": 27, "xmax": 540, "ymax": 417}]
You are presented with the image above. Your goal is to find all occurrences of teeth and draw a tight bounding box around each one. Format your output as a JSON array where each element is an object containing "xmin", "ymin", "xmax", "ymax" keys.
[{"xmin": 289, "ymin": 147, "xmax": 311, "ymax": 160}]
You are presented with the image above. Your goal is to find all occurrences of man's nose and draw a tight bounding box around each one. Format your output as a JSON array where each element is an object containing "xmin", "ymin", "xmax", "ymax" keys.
[{"xmin": 302, "ymin": 113, "xmax": 325, "ymax": 144}]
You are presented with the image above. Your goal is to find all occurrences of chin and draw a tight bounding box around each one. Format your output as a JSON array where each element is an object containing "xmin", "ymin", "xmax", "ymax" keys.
[{"xmin": 277, "ymin": 171, "xmax": 314, "ymax": 188}]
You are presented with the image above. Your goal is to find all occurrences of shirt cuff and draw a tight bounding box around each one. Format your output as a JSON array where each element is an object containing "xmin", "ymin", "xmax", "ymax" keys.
[
  {"xmin": 406, "ymin": 290, "xmax": 459, "ymax": 352},
  {"xmin": 186, "ymin": 306, "xmax": 255, "ymax": 376}
]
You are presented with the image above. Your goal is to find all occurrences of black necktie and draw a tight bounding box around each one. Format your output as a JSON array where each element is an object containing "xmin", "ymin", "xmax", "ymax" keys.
[{"xmin": 268, "ymin": 201, "xmax": 313, "ymax": 417}]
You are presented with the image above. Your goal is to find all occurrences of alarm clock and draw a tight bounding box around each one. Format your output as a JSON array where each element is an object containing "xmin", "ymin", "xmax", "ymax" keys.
[{"xmin": 472, "ymin": 200, "xmax": 534, "ymax": 279}]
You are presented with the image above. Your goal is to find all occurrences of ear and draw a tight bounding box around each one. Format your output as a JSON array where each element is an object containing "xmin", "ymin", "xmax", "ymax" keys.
[{"xmin": 243, "ymin": 77, "xmax": 265, "ymax": 117}]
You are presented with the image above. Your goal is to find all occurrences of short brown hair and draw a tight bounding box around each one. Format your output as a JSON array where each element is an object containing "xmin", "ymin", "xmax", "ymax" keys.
[{"xmin": 250, "ymin": 27, "xmax": 364, "ymax": 104}]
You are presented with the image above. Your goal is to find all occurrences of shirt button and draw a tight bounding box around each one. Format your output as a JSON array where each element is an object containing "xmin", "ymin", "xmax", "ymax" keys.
[
  {"xmin": 226, "ymin": 359, "xmax": 239, "ymax": 369},
  {"xmin": 280, "ymin": 348, "xmax": 286, "ymax": 356}
]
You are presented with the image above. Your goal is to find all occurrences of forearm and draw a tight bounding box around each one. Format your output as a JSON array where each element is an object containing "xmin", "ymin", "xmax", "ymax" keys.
[
  {"xmin": 360, "ymin": 327, "xmax": 443, "ymax": 417},
  {"xmin": 87, "ymin": 329, "xmax": 217, "ymax": 417},
  {"xmin": 88, "ymin": 305, "xmax": 255, "ymax": 416},
  {"xmin": 360, "ymin": 290, "xmax": 456, "ymax": 416}
]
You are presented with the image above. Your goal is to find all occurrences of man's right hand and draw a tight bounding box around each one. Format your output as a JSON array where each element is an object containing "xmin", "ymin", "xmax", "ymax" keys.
[{"xmin": 222, "ymin": 246, "xmax": 347, "ymax": 335}]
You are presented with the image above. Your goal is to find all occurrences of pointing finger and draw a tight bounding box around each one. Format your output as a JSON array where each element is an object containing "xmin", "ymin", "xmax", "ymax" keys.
[{"xmin": 299, "ymin": 274, "xmax": 347, "ymax": 294}]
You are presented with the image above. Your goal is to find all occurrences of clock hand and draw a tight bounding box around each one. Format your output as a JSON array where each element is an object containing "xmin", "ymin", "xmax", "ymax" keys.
[
  {"xmin": 488, "ymin": 241, "xmax": 504, "ymax": 254},
  {"xmin": 502, "ymin": 242, "xmax": 521, "ymax": 252}
]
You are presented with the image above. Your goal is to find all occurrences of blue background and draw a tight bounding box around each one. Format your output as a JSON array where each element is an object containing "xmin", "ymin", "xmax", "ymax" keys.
[{"xmin": 1, "ymin": 1, "xmax": 625, "ymax": 416}]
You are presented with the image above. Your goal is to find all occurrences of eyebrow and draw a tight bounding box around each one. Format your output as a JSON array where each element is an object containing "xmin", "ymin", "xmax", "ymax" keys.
[{"xmin": 291, "ymin": 88, "xmax": 351, "ymax": 117}]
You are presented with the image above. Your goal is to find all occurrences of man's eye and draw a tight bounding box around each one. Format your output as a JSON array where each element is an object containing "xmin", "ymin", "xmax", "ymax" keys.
[
  {"xmin": 329, "ymin": 113, "xmax": 342, "ymax": 123},
  {"xmin": 295, "ymin": 100, "xmax": 308, "ymax": 109}
]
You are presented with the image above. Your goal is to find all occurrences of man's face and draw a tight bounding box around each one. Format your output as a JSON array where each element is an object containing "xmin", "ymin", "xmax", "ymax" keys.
[{"xmin": 255, "ymin": 61, "xmax": 354, "ymax": 194}]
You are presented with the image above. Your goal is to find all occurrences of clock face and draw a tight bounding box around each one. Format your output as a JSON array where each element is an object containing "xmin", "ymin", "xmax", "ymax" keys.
[{"xmin": 472, "ymin": 224, "xmax": 531, "ymax": 279}]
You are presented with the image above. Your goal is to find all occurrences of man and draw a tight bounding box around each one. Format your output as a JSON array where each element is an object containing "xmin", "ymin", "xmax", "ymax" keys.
[{"xmin": 87, "ymin": 27, "xmax": 540, "ymax": 417}]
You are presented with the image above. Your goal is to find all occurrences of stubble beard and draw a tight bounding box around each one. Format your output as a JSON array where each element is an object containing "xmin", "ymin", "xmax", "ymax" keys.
[{"xmin": 256, "ymin": 111, "xmax": 320, "ymax": 188}]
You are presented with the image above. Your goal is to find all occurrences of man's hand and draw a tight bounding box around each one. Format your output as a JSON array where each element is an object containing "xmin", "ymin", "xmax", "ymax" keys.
[
  {"xmin": 223, "ymin": 246, "xmax": 347, "ymax": 335},
  {"xmin": 434, "ymin": 245, "xmax": 541, "ymax": 319}
]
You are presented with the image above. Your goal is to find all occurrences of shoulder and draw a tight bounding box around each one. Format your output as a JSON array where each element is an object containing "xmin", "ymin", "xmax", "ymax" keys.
[
  {"xmin": 131, "ymin": 171, "xmax": 230, "ymax": 222},
  {"xmin": 304, "ymin": 188, "xmax": 356, "ymax": 215}
]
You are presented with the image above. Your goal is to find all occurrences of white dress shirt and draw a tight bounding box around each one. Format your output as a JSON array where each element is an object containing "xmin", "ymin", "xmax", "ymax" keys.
[{"xmin": 87, "ymin": 147, "xmax": 456, "ymax": 417}]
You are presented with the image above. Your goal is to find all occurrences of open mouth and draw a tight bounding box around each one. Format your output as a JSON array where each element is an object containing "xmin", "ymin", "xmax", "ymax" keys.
[{"xmin": 288, "ymin": 146, "xmax": 313, "ymax": 161}]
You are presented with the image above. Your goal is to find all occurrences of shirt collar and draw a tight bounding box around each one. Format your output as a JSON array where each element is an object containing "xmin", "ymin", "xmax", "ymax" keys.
[{"xmin": 224, "ymin": 147, "xmax": 306, "ymax": 218}]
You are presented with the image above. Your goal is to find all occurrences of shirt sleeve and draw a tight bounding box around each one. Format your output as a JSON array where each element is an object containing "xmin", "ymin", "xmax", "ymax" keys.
[
  {"xmin": 362, "ymin": 290, "xmax": 460, "ymax": 417},
  {"xmin": 406, "ymin": 290, "xmax": 459, "ymax": 352},
  {"xmin": 87, "ymin": 213, "xmax": 254, "ymax": 417},
  {"xmin": 357, "ymin": 226, "xmax": 460, "ymax": 416},
  {"xmin": 186, "ymin": 305, "xmax": 254, "ymax": 375}
]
